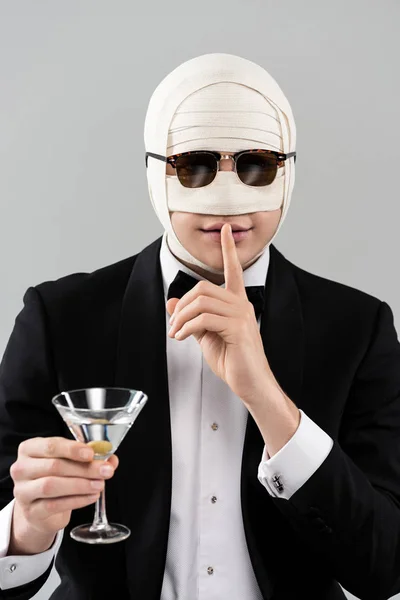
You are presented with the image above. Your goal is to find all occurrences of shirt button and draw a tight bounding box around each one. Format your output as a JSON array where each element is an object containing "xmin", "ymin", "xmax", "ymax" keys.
[
  {"xmin": 211, "ymin": 423, "xmax": 218, "ymax": 431},
  {"xmin": 207, "ymin": 566, "xmax": 214, "ymax": 575},
  {"xmin": 8, "ymin": 564, "xmax": 17, "ymax": 573},
  {"xmin": 211, "ymin": 496, "xmax": 217, "ymax": 503}
]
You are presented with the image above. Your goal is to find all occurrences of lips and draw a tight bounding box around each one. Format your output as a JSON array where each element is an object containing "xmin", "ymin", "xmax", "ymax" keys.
[
  {"xmin": 202, "ymin": 223, "xmax": 250, "ymax": 232},
  {"xmin": 200, "ymin": 229, "xmax": 252, "ymax": 243}
]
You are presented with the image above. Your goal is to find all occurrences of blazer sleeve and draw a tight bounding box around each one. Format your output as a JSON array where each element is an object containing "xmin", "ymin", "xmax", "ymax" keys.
[
  {"xmin": 0, "ymin": 286, "xmax": 63, "ymax": 599},
  {"xmin": 267, "ymin": 300, "xmax": 400, "ymax": 600}
]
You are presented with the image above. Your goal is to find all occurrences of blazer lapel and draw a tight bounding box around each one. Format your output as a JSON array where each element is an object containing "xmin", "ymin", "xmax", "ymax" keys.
[
  {"xmin": 260, "ymin": 244, "xmax": 304, "ymax": 403},
  {"xmin": 114, "ymin": 235, "xmax": 172, "ymax": 600},
  {"xmin": 240, "ymin": 243, "xmax": 305, "ymax": 599},
  {"xmin": 113, "ymin": 236, "xmax": 305, "ymax": 600}
]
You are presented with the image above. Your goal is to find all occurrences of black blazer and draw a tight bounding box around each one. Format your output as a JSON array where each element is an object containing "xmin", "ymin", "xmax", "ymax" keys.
[{"xmin": 1, "ymin": 236, "xmax": 400, "ymax": 600}]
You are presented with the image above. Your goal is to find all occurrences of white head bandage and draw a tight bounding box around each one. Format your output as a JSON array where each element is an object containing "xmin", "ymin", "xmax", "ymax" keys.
[{"xmin": 144, "ymin": 53, "xmax": 296, "ymax": 274}]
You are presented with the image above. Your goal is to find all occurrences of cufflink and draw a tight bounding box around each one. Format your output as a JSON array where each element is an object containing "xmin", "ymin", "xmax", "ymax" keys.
[{"xmin": 272, "ymin": 473, "xmax": 284, "ymax": 494}]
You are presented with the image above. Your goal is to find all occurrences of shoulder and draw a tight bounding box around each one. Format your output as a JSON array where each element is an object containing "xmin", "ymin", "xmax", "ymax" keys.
[
  {"xmin": 29, "ymin": 253, "xmax": 138, "ymax": 312},
  {"xmin": 271, "ymin": 245, "xmax": 384, "ymax": 323}
]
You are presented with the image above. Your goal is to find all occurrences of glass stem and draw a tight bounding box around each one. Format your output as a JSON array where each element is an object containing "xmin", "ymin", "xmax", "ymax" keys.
[{"xmin": 90, "ymin": 484, "xmax": 110, "ymax": 531}]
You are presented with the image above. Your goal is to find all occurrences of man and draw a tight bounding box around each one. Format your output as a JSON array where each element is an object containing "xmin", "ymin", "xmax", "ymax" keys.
[{"xmin": 1, "ymin": 53, "xmax": 400, "ymax": 600}]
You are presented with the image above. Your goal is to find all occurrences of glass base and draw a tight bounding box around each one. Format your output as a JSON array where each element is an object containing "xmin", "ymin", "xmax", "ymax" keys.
[{"xmin": 70, "ymin": 522, "xmax": 131, "ymax": 544}]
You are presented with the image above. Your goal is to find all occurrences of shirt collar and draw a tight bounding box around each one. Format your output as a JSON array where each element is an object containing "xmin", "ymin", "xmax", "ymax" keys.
[{"xmin": 160, "ymin": 230, "xmax": 270, "ymax": 298}]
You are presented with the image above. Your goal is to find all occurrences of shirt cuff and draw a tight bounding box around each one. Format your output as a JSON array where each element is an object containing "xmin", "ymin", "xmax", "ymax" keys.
[
  {"xmin": 257, "ymin": 409, "xmax": 334, "ymax": 500},
  {"xmin": 0, "ymin": 498, "xmax": 63, "ymax": 590}
]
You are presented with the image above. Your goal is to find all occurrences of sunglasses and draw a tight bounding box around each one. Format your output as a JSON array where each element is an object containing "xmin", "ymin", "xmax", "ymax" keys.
[{"xmin": 145, "ymin": 149, "xmax": 296, "ymax": 189}]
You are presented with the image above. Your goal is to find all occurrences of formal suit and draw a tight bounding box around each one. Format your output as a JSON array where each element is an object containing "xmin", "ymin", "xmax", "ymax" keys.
[{"xmin": 1, "ymin": 235, "xmax": 400, "ymax": 600}]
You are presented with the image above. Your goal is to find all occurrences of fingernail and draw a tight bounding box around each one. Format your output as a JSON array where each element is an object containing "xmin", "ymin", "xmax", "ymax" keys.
[
  {"xmin": 100, "ymin": 465, "xmax": 113, "ymax": 477},
  {"xmin": 169, "ymin": 313, "xmax": 175, "ymax": 325}
]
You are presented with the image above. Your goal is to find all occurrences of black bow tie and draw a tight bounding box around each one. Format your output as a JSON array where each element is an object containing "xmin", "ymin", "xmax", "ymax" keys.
[{"xmin": 167, "ymin": 270, "xmax": 265, "ymax": 320}]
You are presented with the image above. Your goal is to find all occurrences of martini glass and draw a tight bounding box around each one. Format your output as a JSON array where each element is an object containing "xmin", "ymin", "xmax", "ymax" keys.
[{"xmin": 52, "ymin": 387, "xmax": 148, "ymax": 544}]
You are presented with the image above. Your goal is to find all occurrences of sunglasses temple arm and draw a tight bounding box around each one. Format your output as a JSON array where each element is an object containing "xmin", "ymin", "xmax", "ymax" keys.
[{"xmin": 145, "ymin": 152, "xmax": 168, "ymax": 168}]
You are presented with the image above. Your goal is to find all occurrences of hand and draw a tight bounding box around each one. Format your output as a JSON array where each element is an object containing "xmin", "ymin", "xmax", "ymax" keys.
[
  {"xmin": 166, "ymin": 223, "xmax": 271, "ymax": 405},
  {"xmin": 9, "ymin": 436, "xmax": 118, "ymax": 554}
]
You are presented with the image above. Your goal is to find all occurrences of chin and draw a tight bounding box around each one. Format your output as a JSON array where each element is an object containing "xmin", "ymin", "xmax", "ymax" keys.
[
  {"xmin": 200, "ymin": 255, "xmax": 224, "ymax": 271},
  {"xmin": 200, "ymin": 247, "xmax": 245, "ymax": 270}
]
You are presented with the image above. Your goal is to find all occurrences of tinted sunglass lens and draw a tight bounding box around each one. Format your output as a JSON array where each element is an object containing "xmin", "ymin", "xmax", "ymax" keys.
[
  {"xmin": 175, "ymin": 153, "xmax": 217, "ymax": 188},
  {"xmin": 236, "ymin": 152, "xmax": 278, "ymax": 186}
]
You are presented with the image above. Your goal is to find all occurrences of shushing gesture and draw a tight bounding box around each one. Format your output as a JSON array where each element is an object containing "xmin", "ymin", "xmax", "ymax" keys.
[{"xmin": 166, "ymin": 223, "xmax": 272, "ymax": 406}]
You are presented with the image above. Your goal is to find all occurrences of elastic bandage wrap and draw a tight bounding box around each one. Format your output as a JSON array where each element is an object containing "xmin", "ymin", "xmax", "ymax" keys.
[{"xmin": 144, "ymin": 53, "xmax": 296, "ymax": 274}]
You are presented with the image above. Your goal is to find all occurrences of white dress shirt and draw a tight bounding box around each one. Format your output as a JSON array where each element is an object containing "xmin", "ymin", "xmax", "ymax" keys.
[{"xmin": 0, "ymin": 232, "xmax": 333, "ymax": 594}]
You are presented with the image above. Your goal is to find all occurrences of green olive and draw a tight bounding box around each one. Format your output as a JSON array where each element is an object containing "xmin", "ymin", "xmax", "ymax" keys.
[{"xmin": 86, "ymin": 440, "xmax": 113, "ymax": 455}]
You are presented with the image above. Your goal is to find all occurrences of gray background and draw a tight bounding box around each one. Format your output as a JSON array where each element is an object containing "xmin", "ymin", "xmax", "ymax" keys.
[{"xmin": 0, "ymin": 1, "xmax": 399, "ymax": 599}]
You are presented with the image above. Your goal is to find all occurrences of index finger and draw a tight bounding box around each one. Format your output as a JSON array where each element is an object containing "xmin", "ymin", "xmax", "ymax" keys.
[
  {"xmin": 221, "ymin": 223, "xmax": 246, "ymax": 297},
  {"xmin": 18, "ymin": 437, "xmax": 94, "ymax": 462}
]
